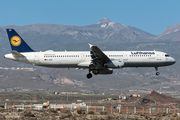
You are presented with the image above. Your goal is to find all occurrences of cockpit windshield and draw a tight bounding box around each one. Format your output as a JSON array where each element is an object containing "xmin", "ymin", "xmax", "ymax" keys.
[{"xmin": 165, "ymin": 54, "xmax": 170, "ymax": 57}]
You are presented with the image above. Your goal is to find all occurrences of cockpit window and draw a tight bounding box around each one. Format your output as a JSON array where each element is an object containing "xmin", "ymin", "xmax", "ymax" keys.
[{"xmin": 165, "ymin": 54, "xmax": 169, "ymax": 57}]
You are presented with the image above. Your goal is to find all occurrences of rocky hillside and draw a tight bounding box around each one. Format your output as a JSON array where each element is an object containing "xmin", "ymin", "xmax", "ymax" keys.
[
  {"xmin": 156, "ymin": 23, "xmax": 180, "ymax": 41},
  {"xmin": 139, "ymin": 91, "xmax": 179, "ymax": 105}
]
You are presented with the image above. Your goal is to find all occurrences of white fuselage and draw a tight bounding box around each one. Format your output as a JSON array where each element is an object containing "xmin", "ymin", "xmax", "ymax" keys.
[{"xmin": 4, "ymin": 50, "xmax": 176, "ymax": 69}]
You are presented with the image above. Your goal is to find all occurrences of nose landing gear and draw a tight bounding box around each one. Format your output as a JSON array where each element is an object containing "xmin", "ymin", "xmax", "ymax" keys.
[
  {"xmin": 156, "ymin": 72, "xmax": 160, "ymax": 76},
  {"xmin": 155, "ymin": 67, "xmax": 160, "ymax": 76}
]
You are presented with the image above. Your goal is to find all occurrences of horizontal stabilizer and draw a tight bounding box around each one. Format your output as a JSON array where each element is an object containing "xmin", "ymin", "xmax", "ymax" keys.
[{"xmin": 11, "ymin": 51, "xmax": 25, "ymax": 58}]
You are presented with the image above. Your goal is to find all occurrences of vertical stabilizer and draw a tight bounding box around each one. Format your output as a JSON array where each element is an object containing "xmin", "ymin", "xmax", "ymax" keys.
[{"xmin": 6, "ymin": 29, "xmax": 34, "ymax": 52}]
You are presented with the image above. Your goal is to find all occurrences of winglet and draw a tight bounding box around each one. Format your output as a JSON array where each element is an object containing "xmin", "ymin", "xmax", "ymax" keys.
[{"xmin": 88, "ymin": 43, "xmax": 93, "ymax": 48}]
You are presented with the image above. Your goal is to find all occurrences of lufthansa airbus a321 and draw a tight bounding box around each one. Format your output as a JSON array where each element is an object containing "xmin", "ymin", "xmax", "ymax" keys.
[{"xmin": 4, "ymin": 29, "xmax": 176, "ymax": 79}]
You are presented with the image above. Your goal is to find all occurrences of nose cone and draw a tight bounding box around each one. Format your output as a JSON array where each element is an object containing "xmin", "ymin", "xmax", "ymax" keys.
[{"xmin": 170, "ymin": 57, "xmax": 176, "ymax": 64}]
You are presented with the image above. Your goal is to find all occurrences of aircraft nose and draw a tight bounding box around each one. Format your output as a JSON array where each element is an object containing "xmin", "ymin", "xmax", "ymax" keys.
[{"xmin": 170, "ymin": 57, "xmax": 176, "ymax": 64}]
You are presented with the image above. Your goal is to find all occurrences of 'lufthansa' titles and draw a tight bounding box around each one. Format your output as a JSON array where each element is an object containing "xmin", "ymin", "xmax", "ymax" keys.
[
  {"xmin": 131, "ymin": 51, "xmax": 155, "ymax": 54},
  {"xmin": 11, "ymin": 36, "xmax": 21, "ymax": 46}
]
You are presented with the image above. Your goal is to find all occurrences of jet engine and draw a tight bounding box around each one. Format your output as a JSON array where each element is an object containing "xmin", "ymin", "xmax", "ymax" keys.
[
  {"xmin": 93, "ymin": 68, "xmax": 113, "ymax": 74},
  {"xmin": 104, "ymin": 60, "xmax": 124, "ymax": 68}
]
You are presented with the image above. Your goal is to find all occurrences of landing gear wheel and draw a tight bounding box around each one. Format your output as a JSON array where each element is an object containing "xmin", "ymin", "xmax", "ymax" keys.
[
  {"xmin": 87, "ymin": 73, "xmax": 92, "ymax": 79},
  {"xmin": 156, "ymin": 72, "xmax": 160, "ymax": 76},
  {"xmin": 93, "ymin": 70, "xmax": 99, "ymax": 75},
  {"xmin": 155, "ymin": 67, "xmax": 160, "ymax": 76}
]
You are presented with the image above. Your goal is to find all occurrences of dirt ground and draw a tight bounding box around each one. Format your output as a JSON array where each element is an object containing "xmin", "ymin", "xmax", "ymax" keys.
[{"xmin": 0, "ymin": 109, "xmax": 180, "ymax": 120}]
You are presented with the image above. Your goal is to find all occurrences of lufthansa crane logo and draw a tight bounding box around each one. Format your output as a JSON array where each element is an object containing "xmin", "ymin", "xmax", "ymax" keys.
[{"xmin": 11, "ymin": 36, "xmax": 21, "ymax": 46}]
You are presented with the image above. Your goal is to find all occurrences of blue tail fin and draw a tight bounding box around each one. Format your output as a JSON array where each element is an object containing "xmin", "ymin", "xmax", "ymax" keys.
[{"xmin": 6, "ymin": 29, "xmax": 34, "ymax": 52}]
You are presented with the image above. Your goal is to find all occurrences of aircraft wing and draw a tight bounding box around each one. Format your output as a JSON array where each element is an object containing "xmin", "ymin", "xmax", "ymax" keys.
[{"xmin": 89, "ymin": 44, "xmax": 110, "ymax": 69}]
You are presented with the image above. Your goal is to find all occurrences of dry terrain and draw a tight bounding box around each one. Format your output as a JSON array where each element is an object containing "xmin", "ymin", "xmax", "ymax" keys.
[{"xmin": 0, "ymin": 92, "xmax": 179, "ymax": 119}]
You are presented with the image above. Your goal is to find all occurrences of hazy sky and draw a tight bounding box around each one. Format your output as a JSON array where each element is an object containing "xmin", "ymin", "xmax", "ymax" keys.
[{"xmin": 0, "ymin": 0, "xmax": 179, "ymax": 35}]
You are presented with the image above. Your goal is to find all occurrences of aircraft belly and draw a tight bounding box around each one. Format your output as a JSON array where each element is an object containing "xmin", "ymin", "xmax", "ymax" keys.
[
  {"xmin": 124, "ymin": 61, "xmax": 174, "ymax": 67},
  {"xmin": 37, "ymin": 64, "xmax": 78, "ymax": 68}
]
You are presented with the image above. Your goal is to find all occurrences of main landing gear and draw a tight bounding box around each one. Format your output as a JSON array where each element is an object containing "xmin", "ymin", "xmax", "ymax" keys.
[
  {"xmin": 155, "ymin": 67, "xmax": 160, "ymax": 76},
  {"xmin": 87, "ymin": 69, "xmax": 93, "ymax": 79},
  {"xmin": 87, "ymin": 69, "xmax": 99, "ymax": 79}
]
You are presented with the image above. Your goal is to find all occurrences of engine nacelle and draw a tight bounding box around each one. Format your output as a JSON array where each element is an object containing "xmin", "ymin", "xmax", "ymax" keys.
[
  {"xmin": 93, "ymin": 68, "xmax": 113, "ymax": 74},
  {"xmin": 104, "ymin": 60, "xmax": 124, "ymax": 68}
]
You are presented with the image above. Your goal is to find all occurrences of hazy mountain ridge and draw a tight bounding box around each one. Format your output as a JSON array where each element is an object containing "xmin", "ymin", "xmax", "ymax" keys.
[
  {"xmin": 1, "ymin": 18, "xmax": 178, "ymax": 44},
  {"xmin": 156, "ymin": 23, "xmax": 180, "ymax": 41},
  {"xmin": 0, "ymin": 18, "xmax": 168, "ymax": 55}
]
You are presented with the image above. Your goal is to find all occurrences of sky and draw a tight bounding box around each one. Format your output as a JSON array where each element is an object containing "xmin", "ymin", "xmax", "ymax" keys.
[{"xmin": 0, "ymin": 0, "xmax": 179, "ymax": 35}]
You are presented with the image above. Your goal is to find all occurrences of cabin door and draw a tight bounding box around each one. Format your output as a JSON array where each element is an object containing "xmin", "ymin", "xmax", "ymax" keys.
[
  {"xmin": 34, "ymin": 53, "xmax": 39, "ymax": 63},
  {"xmin": 157, "ymin": 53, "xmax": 161, "ymax": 60}
]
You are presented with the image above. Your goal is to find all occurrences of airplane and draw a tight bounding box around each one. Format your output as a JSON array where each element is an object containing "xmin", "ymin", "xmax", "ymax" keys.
[{"xmin": 4, "ymin": 29, "xmax": 176, "ymax": 79}]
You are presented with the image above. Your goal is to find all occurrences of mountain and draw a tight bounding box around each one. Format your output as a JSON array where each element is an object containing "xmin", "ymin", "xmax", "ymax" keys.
[
  {"xmin": 0, "ymin": 18, "xmax": 156, "ymax": 55},
  {"xmin": 156, "ymin": 23, "xmax": 180, "ymax": 42},
  {"xmin": 0, "ymin": 18, "xmax": 180, "ymax": 94},
  {"xmin": 94, "ymin": 18, "xmax": 128, "ymax": 32}
]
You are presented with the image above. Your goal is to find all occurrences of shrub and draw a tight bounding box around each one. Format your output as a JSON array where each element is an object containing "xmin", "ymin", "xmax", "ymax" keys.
[
  {"xmin": 22, "ymin": 110, "xmax": 35, "ymax": 117},
  {"xmin": 0, "ymin": 109, "xmax": 4, "ymax": 113},
  {"xmin": 88, "ymin": 111, "xmax": 94, "ymax": 115},
  {"xmin": 49, "ymin": 108, "xmax": 58, "ymax": 113},
  {"xmin": 161, "ymin": 112, "xmax": 167, "ymax": 116},
  {"xmin": 61, "ymin": 110, "xmax": 71, "ymax": 114},
  {"xmin": 99, "ymin": 111, "xmax": 107, "ymax": 115},
  {"xmin": 77, "ymin": 110, "xmax": 86, "ymax": 114}
]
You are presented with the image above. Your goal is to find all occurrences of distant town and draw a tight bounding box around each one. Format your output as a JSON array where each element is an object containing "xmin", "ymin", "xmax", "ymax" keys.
[{"xmin": 0, "ymin": 67, "xmax": 36, "ymax": 71}]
